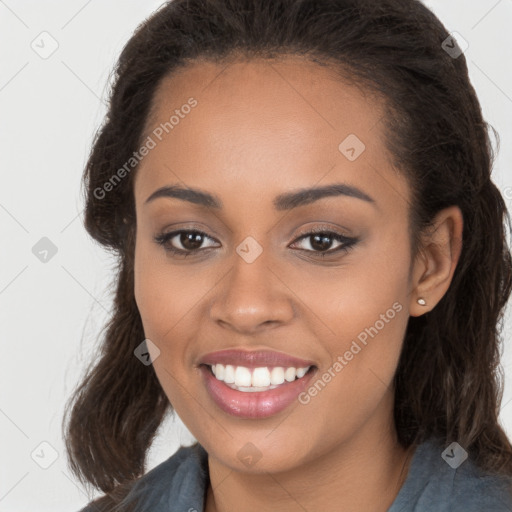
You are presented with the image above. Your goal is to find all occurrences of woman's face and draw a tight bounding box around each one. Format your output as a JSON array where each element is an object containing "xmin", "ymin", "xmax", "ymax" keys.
[{"xmin": 133, "ymin": 57, "xmax": 417, "ymax": 472}]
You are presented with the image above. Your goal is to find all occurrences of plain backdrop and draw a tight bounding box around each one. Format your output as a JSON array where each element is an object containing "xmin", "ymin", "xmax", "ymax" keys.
[{"xmin": 1, "ymin": 1, "xmax": 512, "ymax": 510}]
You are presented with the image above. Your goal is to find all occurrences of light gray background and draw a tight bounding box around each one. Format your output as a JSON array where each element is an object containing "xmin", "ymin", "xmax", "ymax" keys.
[{"xmin": 1, "ymin": 1, "xmax": 511, "ymax": 510}]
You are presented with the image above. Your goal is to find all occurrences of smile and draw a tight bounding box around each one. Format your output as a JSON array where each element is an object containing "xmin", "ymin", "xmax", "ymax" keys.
[
  {"xmin": 200, "ymin": 363, "xmax": 317, "ymax": 419},
  {"xmin": 208, "ymin": 363, "xmax": 312, "ymax": 392}
]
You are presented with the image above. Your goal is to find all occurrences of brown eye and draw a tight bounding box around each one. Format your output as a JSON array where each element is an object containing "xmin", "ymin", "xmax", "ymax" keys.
[
  {"xmin": 154, "ymin": 228, "xmax": 358, "ymax": 259},
  {"xmin": 178, "ymin": 232, "xmax": 206, "ymax": 251},
  {"xmin": 154, "ymin": 230, "xmax": 219, "ymax": 256},
  {"xmin": 290, "ymin": 230, "xmax": 358, "ymax": 256}
]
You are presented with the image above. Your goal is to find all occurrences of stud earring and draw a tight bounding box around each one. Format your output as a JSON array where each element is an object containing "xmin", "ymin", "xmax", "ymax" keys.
[{"xmin": 417, "ymin": 298, "xmax": 427, "ymax": 306}]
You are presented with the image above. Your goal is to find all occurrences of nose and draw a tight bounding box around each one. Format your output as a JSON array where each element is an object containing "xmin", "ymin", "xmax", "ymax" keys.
[{"xmin": 209, "ymin": 249, "xmax": 295, "ymax": 334}]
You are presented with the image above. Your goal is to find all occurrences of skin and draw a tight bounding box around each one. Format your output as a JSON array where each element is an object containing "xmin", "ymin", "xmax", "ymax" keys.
[{"xmin": 133, "ymin": 57, "xmax": 463, "ymax": 512}]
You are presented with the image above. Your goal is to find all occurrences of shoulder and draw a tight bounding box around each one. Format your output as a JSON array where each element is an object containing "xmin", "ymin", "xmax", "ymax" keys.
[
  {"xmin": 389, "ymin": 438, "xmax": 512, "ymax": 512},
  {"xmin": 448, "ymin": 460, "xmax": 512, "ymax": 511},
  {"xmin": 77, "ymin": 442, "xmax": 209, "ymax": 512}
]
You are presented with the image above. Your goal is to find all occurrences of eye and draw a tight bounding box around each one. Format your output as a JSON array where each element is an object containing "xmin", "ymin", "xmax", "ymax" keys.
[
  {"xmin": 290, "ymin": 228, "xmax": 358, "ymax": 257},
  {"xmin": 154, "ymin": 227, "xmax": 358, "ymax": 258},
  {"xmin": 154, "ymin": 229, "xmax": 219, "ymax": 257}
]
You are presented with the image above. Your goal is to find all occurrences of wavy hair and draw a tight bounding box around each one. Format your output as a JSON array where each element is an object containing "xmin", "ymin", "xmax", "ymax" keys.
[{"xmin": 63, "ymin": 0, "xmax": 512, "ymax": 509}]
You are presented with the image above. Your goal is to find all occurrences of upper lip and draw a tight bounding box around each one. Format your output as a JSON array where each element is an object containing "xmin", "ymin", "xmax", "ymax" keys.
[{"xmin": 198, "ymin": 349, "xmax": 317, "ymax": 369}]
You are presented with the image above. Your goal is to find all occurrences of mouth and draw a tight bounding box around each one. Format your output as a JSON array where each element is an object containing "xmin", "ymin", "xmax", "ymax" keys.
[
  {"xmin": 203, "ymin": 362, "xmax": 315, "ymax": 391},
  {"xmin": 199, "ymin": 362, "xmax": 318, "ymax": 419}
]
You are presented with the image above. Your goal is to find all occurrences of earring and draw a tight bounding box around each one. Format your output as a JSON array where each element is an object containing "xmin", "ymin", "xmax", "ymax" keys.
[{"xmin": 417, "ymin": 298, "xmax": 427, "ymax": 306}]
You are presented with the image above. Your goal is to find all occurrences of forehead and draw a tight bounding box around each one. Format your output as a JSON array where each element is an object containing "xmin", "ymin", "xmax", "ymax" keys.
[{"xmin": 134, "ymin": 57, "xmax": 409, "ymax": 212}]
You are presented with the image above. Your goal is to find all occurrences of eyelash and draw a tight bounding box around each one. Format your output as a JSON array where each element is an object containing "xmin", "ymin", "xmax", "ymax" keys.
[{"xmin": 153, "ymin": 226, "xmax": 358, "ymax": 259}]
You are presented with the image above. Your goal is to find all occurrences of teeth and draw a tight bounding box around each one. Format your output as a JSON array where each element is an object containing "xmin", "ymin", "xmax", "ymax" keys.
[
  {"xmin": 270, "ymin": 367, "xmax": 285, "ymax": 385},
  {"xmin": 296, "ymin": 367, "xmax": 308, "ymax": 378},
  {"xmin": 213, "ymin": 363, "xmax": 224, "ymax": 380},
  {"xmin": 235, "ymin": 366, "xmax": 252, "ymax": 387},
  {"xmin": 224, "ymin": 364, "xmax": 235, "ymax": 383},
  {"xmin": 284, "ymin": 367, "xmax": 296, "ymax": 382},
  {"xmin": 252, "ymin": 367, "xmax": 271, "ymax": 387},
  {"xmin": 209, "ymin": 363, "xmax": 311, "ymax": 391}
]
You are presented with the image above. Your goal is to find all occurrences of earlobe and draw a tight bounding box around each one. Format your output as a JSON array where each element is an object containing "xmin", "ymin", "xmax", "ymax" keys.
[{"xmin": 409, "ymin": 206, "xmax": 463, "ymax": 317}]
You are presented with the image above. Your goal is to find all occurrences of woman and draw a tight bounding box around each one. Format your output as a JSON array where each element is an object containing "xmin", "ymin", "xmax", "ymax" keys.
[{"xmin": 63, "ymin": 0, "xmax": 512, "ymax": 510}]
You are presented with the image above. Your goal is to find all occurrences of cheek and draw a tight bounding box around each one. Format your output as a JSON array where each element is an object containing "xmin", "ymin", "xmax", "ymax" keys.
[
  {"xmin": 133, "ymin": 237, "xmax": 186, "ymax": 363},
  {"xmin": 294, "ymin": 266, "xmax": 409, "ymax": 448},
  {"xmin": 134, "ymin": 243, "xmax": 167, "ymax": 335},
  {"xmin": 133, "ymin": 242, "xmax": 192, "ymax": 410},
  {"xmin": 291, "ymin": 227, "xmax": 410, "ymax": 338},
  {"xmin": 134, "ymin": 237, "xmax": 197, "ymax": 337},
  {"xmin": 295, "ymin": 228, "xmax": 411, "ymax": 393},
  {"xmin": 133, "ymin": 236, "xmax": 216, "ymax": 382}
]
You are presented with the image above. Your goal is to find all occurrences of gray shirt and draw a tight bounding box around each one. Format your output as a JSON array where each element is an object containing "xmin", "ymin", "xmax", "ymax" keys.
[{"xmin": 79, "ymin": 437, "xmax": 512, "ymax": 511}]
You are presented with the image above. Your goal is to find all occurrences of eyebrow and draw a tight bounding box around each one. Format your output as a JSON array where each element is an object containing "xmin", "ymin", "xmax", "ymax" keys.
[{"xmin": 144, "ymin": 183, "xmax": 376, "ymax": 210}]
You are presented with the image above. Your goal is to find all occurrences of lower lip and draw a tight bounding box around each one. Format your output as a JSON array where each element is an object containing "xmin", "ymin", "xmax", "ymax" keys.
[{"xmin": 199, "ymin": 364, "xmax": 317, "ymax": 419}]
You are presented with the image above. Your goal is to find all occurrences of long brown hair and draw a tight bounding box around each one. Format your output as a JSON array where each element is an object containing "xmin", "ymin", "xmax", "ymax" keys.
[{"xmin": 63, "ymin": 0, "xmax": 512, "ymax": 508}]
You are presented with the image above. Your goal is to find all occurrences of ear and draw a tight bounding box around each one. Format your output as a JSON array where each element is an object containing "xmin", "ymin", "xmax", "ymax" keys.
[{"xmin": 409, "ymin": 206, "xmax": 463, "ymax": 317}]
